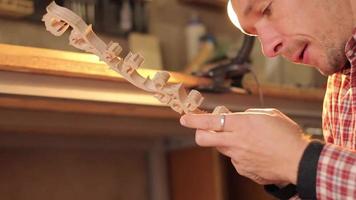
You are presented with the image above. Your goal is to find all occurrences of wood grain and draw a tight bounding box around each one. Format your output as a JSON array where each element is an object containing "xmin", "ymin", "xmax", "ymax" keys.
[
  {"xmin": 0, "ymin": 44, "xmax": 325, "ymax": 103},
  {"xmin": 169, "ymin": 147, "xmax": 225, "ymax": 200},
  {"xmin": 0, "ymin": 44, "xmax": 212, "ymax": 88},
  {"xmin": 0, "ymin": 94, "xmax": 178, "ymax": 119},
  {"xmin": 0, "ymin": 148, "xmax": 149, "ymax": 200},
  {"xmin": 243, "ymin": 80, "xmax": 325, "ymax": 101}
]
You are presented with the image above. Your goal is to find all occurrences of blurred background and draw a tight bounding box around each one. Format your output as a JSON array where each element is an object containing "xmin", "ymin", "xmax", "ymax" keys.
[
  {"xmin": 0, "ymin": 0, "xmax": 325, "ymax": 200},
  {"xmin": 0, "ymin": 0, "xmax": 327, "ymax": 87}
]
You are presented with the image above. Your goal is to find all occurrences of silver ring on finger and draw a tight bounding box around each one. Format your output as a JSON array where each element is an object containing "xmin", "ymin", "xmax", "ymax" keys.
[{"xmin": 218, "ymin": 114, "xmax": 226, "ymax": 132}]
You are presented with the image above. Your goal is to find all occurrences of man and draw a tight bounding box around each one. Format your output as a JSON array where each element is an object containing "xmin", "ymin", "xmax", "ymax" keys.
[{"xmin": 180, "ymin": 0, "xmax": 356, "ymax": 199}]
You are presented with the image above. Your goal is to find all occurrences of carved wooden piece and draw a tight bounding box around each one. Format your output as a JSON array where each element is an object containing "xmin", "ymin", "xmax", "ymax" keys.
[{"xmin": 42, "ymin": 1, "xmax": 230, "ymax": 115}]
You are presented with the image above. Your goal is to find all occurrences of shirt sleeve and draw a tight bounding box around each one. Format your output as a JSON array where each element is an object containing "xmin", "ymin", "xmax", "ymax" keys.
[
  {"xmin": 264, "ymin": 184, "xmax": 298, "ymax": 199},
  {"xmin": 264, "ymin": 140, "xmax": 324, "ymax": 200},
  {"xmin": 296, "ymin": 140, "xmax": 325, "ymax": 199},
  {"xmin": 316, "ymin": 143, "xmax": 356, "ymax": 199},
  {"xmin": 265, "ymin": 140, "xmax": 356, "ymax": 199}
]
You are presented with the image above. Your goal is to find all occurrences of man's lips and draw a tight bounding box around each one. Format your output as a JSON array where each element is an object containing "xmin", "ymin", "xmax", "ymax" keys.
[
  {"xmin": 301, "ymin": 44, "xmax": 310, "ymax": 65},
  {"xmin": 291, "ymin": 43, "xmax": 309, "ymax": 64}
]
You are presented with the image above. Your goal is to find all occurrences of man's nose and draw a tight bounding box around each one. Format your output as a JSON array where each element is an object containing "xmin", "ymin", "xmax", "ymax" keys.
[{"xmin": 257, "ymin": 25, "xmax": 283, "ymax": 58}]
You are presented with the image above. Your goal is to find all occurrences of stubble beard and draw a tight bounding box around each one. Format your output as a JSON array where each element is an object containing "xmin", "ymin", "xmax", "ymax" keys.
[{"xmin": 321, "ymin": 40, "xmax": 348, "ymax": 75}]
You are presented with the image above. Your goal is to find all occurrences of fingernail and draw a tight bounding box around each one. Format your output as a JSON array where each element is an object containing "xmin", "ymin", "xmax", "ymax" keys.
[
  {"xmin": 180, "ymin": 116, "xmax": 186, "ymax": 126},
  {"xmin": 195, "ymin": 132, "xmax": 203, "ymax": 145}
]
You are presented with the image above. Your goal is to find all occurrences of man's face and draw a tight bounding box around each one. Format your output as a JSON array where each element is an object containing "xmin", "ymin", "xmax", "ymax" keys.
[{"xmin": 231, "ymin": 0, "xmax": 353, "ymax": 75}]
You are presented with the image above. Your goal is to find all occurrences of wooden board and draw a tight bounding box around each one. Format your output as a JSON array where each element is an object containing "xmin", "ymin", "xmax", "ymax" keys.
[
  {"xmin": 0, "ymin": 44, "xmax": 212, "ymax": 88},
  {"xmin": 0, "ymin": 0, "xmax": 34, "ymax": 17},
  {"xmin": 0, "ymin": 148, "xmax": 149, "ymax": 200},
  {"xmin": 243, "ymin": 80, "xmax": 325, "ymax": 101},
  {"xmin": 169, "ymin": 147, "xmax": 225, "ymax": 200}
]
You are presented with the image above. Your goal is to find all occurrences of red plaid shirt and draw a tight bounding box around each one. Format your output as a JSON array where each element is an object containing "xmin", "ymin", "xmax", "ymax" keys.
[
  {"xmin": 318, "ymin": 29, "xmax": 356, "ymax": 199},
  {"xmin": 266, "ymin": 30, "xmax": 356, "ymax": 200},
  {"xmin": 266, "ymin": 29, "xmax": 356, "ymax": 200}
]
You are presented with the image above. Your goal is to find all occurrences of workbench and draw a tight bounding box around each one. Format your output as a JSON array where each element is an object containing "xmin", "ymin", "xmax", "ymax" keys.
[{"xmin": 0, "ymin": 44, "xmax": 324, "ymax": 200}]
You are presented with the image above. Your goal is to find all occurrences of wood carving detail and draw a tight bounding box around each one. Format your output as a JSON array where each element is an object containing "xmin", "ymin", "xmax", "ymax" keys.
[{"xmin": 42, "ymin": 1, "xmax": 230, "ymax": 115}]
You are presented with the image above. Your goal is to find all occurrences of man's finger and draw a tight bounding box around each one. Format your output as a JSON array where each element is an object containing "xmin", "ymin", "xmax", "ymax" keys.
[
  {"xmin": 180, "ymin": 113, "xmax": 236, "ymax": 132},
  {"xmin": 216, "ymin": 146, "xmax": 232, "ymax": 157},
  {"xmin": 245, "ymin": 108, "xmax": 278, "ymax": 115},
  {"xmin": 195, "ymin": 129, "xmax": 233, "ymax": 147}
]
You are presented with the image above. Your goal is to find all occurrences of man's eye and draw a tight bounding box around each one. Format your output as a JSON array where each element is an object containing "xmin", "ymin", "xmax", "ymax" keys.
[{"xmin": 262, "ymin": 2, "xmax": 272, "ymax": 16}]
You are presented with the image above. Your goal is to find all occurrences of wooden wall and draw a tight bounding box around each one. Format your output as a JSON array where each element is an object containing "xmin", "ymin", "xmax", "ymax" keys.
[{"xmin": 0, "ymin": 135, "xmax": 150, "ymax": 200}]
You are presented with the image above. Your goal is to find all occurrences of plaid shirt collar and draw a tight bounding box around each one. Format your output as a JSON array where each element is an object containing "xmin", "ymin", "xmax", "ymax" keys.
[
  {"xmin": 344, "ymin": 28, "xmax": 356, "ymax": 74},
  {"xmin": 345, "ymin": 28, "xmax": 356, "ymax": 60},
  {"xmin": 345, "ymin": 28, "xmax": 356, "ymax": 110},
  {"xmin": 338, "ymin": 29, "xmax": 356, "ymax": 75}
]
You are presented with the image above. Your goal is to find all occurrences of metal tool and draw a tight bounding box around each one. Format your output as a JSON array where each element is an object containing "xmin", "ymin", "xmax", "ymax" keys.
[{"xmin": 196, "ymin": 35, "xmax": 255, "ymax": 93}]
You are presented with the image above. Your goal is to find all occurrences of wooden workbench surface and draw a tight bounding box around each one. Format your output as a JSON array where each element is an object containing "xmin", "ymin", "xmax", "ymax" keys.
[
  {"xmin": 0, "ymin": 44, "xmax": 324, "ymax": 136},
  {"xmin": 0, "ymin": 43, "xmax": 325, "ymax": 101},
  {"xmin": 0, "ymin": 43, "xmax": 211, "ymax": 88}
]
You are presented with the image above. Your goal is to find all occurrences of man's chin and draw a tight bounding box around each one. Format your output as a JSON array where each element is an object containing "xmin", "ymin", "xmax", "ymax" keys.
[
  {"xmin": 300, "ymin": 63, "xmax": 334, "ymax": 76},
  {"xmin": 317, "ymin": 69, "xmax": 331, "ymax": 76},
  {"xmin": 316, "ymin": 66, "xmax": 340, "ymax": 76}
]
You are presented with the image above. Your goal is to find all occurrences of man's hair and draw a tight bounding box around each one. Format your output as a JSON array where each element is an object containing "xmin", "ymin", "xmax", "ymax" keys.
[{"xmin": 227, "ymin": 0, "xmax": 245, "ymax": 33}]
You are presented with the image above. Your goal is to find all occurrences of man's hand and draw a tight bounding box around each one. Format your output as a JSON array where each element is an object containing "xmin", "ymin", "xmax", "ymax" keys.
[{"xmin": 180, "ymin": 108, "xmax": 310, "ymax": 185}]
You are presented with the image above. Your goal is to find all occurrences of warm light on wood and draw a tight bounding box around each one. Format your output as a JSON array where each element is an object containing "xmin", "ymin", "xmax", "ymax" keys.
[{"xmin": 0, "ymin": 44, "xmax": 212, "ymax": 88}]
